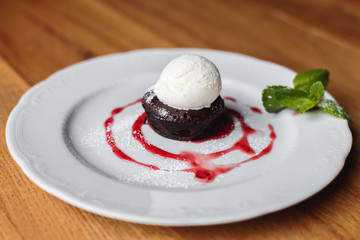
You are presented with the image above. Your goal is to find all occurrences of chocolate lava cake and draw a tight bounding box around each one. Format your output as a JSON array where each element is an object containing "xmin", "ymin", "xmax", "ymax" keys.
[{"xmin": 142, "ymin": 89, "xmax": 227, "ymax": 141}]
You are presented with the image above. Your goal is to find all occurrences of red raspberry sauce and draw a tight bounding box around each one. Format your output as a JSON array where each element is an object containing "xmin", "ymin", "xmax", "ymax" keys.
[{"xmin": 104, "ymin": 98, "xmax": 276, "ymax": 183}]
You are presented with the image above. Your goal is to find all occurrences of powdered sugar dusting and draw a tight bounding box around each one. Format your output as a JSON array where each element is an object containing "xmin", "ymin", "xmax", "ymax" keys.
[
  {"xmin": 100, "ymin": 96, "xmax": 277, "ymax": 186},
  {"xmin": 65, "ymin": 89, "xmax": 281, "ymax": 190}
]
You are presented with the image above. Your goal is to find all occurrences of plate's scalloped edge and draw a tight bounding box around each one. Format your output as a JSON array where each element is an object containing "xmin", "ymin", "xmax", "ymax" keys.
[{"xmin": 5, "ymin": 48, "xmax": 353, "ymax": 226}]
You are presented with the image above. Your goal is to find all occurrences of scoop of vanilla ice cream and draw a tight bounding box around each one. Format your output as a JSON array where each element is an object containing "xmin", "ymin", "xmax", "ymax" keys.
[{"xmin": 153, "ymin": 54, "xmax": 221, "ymax": 110}]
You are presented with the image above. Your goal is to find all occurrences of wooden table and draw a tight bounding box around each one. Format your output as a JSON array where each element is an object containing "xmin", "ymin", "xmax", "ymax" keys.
[{"xmin": 1, "ymin": 0, "xmax": 359, "ymax": 239}]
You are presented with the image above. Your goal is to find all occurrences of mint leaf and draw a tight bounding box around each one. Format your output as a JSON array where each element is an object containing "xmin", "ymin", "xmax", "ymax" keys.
[
  {"xmin": 276, "ymin": 88, "xmax": 317, "ymax": 113},
  {"xmin": 262, "ymin": 86, "xmax": 287, "ymax": 112},
  {"xmin": 318, "ymin": 99, "xmax": 351, "ymax": 120},
  {"xmin": 262, "ymin": 69, "xmax": 349, "ymax": 121},
  {"xmin": 293, "ymin": 69, "xmax": 329, "ymax": 91},
  {"xmin": 309, "ymin": 81, "xmax": 325, "ymax": 100}
]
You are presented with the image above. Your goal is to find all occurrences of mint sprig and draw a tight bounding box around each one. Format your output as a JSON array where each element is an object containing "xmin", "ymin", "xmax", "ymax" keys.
[{"xmin": 262, "ymin": 69, "xmax": 350, "ymax": 120}]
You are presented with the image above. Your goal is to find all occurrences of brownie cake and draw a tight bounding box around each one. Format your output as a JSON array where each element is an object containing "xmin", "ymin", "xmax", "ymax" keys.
[{"xmin": 142, "ymin": 89, "xmax": 227, "ymax": 141}]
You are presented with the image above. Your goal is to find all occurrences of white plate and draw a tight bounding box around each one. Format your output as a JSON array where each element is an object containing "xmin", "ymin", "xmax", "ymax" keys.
[{"xmin": 6, "ymin": 49, "xmax": 352, "ymax": 226}]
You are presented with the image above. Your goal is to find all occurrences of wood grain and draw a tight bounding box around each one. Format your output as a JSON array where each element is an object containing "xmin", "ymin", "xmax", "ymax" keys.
[{"xmin": 0, "ymin": 0, "xmax": 359, "ymax": 239}]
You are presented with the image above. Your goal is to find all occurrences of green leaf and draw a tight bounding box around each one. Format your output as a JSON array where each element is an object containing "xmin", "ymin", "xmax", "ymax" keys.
[
  {"xmin": 276, "ymin": 88, "xmax": 317, "ymax": 113},
  {"xmin": 262, "ymin": 86, "xmax": 287, "ymax": 113},
  {"xmin": 293, "ymin": 69, "xmax": 329, "ymax": 91},
  {"xmin": 318, "ymin": 99, "xmax": 351, "ymax": 120},
  {"xmin": 309, "ymin": 81, "xmax": 325, "ymax": 100}
]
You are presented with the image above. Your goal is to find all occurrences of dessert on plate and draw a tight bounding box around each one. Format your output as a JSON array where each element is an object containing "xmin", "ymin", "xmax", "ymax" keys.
[{"xmin": 142, "ymin": 54, "xmax": 227, "ymax": 141}]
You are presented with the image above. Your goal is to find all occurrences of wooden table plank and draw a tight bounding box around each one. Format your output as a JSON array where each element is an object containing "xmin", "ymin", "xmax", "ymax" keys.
[
  {"xmin": 0, "ymin": 0, "xmax": 359, "ymax": 239},
  {"xmin": 0, "ymin": 0, "xmax": 174, "ymax": 86}
]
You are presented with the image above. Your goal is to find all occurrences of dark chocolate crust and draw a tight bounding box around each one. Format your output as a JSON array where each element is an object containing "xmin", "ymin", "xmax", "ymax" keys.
[{"xmin": 141, "ymin": 89, "xmax": 226, "ymax": 141}]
